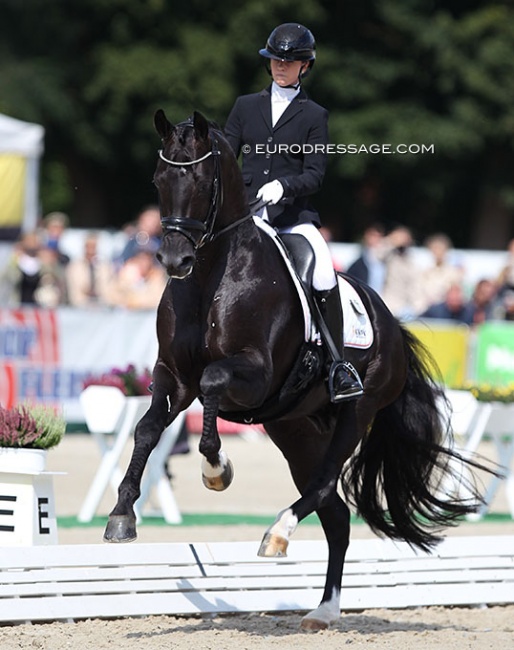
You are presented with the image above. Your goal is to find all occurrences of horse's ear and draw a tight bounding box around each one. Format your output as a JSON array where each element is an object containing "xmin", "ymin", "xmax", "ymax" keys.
[
  {"xmin": 154, "ymin": 109, "xmax": 175, "ymax": 141},
  {"xmin": 193, "ymin": 111, "xmax": 209, "ymax": 141}
]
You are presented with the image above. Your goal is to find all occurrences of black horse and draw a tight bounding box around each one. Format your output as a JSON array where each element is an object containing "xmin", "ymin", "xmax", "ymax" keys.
[{"xmin": 104, "ymin": 110, "xmax": 487, "ymax": 630}]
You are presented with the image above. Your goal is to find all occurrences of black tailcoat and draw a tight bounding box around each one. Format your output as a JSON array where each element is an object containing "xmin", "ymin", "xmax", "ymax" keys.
[{"xmin": 224, "ymin": 86, "xmax": 328, "ymax": 228}]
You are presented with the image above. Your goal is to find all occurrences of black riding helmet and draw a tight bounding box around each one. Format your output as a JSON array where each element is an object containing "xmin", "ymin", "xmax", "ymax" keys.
[{"xmin": 259, "ymin": 23, "xmax": 316, "ymax": 80}]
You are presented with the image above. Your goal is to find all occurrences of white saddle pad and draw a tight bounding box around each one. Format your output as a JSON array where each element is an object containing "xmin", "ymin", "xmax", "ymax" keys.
[{"xmin": 254, "ymin": 217, "xmax": 374, "ymax": 349}]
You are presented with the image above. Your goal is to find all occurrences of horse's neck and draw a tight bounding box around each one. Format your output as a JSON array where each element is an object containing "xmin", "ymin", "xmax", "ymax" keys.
[
  {"xmin": 218, "ymin": 154, "xmax": 249, "ymax": 227},
  {"xmin": 195, "ymin": 220, "xmax": 259, "ymax": 286}
]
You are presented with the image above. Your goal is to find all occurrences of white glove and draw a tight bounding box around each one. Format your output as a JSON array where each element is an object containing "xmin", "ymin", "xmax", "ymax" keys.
[{"xmin": 256, "ymin": 180, "xmax": 284, "ymax": 205}]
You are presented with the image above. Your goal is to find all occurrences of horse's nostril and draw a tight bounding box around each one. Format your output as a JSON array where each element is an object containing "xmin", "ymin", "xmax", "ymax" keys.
[{"xmin": 180, "ymin": 256, "xmax": 195, "ymax": 271}]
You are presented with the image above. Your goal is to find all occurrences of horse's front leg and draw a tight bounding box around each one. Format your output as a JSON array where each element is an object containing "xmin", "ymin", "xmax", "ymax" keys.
[
  {"xmin": 198, "ymin": 355, "xmax": 270, "ymax": 491},
  {"xmin": 199, "ymin": 390, "xmax": 234, "ymax": 491},
  {"xmin": 104, "ymin": 368, "xmax": 188, "ymax": 542}
]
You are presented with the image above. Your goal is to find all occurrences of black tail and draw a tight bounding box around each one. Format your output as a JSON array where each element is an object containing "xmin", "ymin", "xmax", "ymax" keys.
[{"xmin": 341, "ymin": 326, "xmax": 495, "ymax": 552}]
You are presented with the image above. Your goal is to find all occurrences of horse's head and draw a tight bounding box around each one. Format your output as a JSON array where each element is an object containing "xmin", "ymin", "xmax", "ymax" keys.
[{"xmin": 153, "ymin": 109, "xmax": 247, "ymax": 279}]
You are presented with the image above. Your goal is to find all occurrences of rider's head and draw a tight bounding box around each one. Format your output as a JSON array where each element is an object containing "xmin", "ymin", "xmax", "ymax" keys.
[{"xmin": 259, "ymin": 23, "xmax": 316, "ymax": 87}]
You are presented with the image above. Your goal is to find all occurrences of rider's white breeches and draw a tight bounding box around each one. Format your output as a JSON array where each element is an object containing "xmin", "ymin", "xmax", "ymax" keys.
[{"xmin": 278, "ymin": 222, "xmax": 337, "ymax": 291}]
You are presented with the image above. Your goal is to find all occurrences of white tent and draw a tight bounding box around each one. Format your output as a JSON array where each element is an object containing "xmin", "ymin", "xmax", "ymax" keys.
[{"xmin": 0, "ymin": 113, "xmax": 44, "ymax": 234}]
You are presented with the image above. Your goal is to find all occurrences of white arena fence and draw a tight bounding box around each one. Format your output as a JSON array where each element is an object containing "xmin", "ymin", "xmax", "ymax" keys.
[{"xmin": 0, "ymin": 536, "xmax": 513, "ymax": 624}]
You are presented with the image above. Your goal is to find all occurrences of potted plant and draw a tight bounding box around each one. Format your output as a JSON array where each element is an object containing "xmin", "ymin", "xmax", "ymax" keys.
[
  {"xmin": 82, "ymin": 364, "xmax": 152, "ymax": 397},
  {"xmin": 453, "ymin": 381, "xmax": 514, "ymax": 404},
  {"xmin": 0, "ymin": 403, "xmax": 66, "ymax": 473},
  {"xmin": 80, "ymin": 365, "xmax": 153, "ymax": 434}
]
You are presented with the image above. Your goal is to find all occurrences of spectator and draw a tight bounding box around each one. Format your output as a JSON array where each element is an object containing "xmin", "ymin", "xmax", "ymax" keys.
[
  {"xmin": 497, "ymin": 237, "xmax": 514, "ymax": 290},
  {"xmin": 40, "ymin": 211, "xmax": 71, "ymax": 266},
  {"xmin": 66, "ymin": 232, "xmax": 116, "ymax": 307},
  {"xmin": 492, "ymin": 289, "xmax": 514, "ymax": 321},
  {"xmin": 381, "ymin": 225, "xmax": 425, "ymax": 319},
  {"xmin": 0, "ymin": 231, "xmax": 67, "ymax": 307},
  {"xmin": 0, "ymin": 231, "xmax": 43, "ymax": 305},
  {"xmin": 419, "ymin": 283, "xmax": 474, "ymax": 324},
  {"xmin": 346, "ymin": 222, "xmax": 387, "ymax": 293},
  {"xmin": 107, "ymin": 243, "xmax": 167, "ymax": 309},
  {"xmin": 35, "ymin": 244, "xmax": 68, "ymax": 307},
  {"xmin": 466, "ymin": 278, "xmax": 497, "ymax": 325},
  {"xmin": 419, "ymin": 233, "xmax": 464, "ymax": 312},
  {"xmin": 119, "ymin": 205, "xmax": 162, "ymax": 264}
]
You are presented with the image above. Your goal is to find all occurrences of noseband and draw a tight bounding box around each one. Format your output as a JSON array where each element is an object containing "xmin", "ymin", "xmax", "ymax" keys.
[{"xmin": 158, "ymin": 127, "xmax": 222, "ymax": 249}]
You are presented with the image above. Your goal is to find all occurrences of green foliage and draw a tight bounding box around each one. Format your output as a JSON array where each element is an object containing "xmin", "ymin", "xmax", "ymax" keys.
[
  {"xmin": 0, "ymin": 404, "xmax": 66, "ymax": 450},
  {"xmin": 1, "ymin": 0, "xmax": 513, "ymax": 243}
]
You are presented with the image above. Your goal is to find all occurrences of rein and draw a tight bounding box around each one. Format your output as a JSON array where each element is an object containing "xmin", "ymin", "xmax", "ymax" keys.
[{"xmin": 158, "ymin": 127, "xmax": 271, "ymax": 248}]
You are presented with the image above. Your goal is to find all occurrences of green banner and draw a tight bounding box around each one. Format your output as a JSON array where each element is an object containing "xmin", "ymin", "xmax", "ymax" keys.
[{"xmin": 475, "ymin": 322, "xmax": 514, "ymax": 386}]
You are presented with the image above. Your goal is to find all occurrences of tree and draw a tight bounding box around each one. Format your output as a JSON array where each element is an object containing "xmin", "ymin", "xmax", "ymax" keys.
[{"xmin": 1, "ymin": 0, "xmax": 513, "ymax": 247}]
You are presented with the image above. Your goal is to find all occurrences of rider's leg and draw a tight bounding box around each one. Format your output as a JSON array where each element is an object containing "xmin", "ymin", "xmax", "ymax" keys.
[{"xmin": 279, "ymin": 223, "xmax": 363, "ymax": 402}]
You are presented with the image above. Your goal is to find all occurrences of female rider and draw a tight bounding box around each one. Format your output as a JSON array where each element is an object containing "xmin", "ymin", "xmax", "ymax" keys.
[{"xmin": 224, "ymin": 22, "xmax": 363, "ymax": 402}]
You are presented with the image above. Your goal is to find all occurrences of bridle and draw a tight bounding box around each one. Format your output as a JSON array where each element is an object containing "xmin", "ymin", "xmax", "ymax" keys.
[{"xmin": 157, "ymin": 125, "xmax": 223, "ymax": 249}]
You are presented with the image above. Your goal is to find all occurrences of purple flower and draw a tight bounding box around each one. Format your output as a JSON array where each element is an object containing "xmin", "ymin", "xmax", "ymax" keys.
[{"xmin": 82, "ymin": 365, "xmax": 153, "ymax": 396}]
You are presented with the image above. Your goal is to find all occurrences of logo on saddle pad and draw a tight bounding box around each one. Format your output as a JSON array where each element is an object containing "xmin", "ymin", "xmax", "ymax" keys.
[{"xmin": 253, "ymin": 218, "xmax": 374, "ymax": 349}]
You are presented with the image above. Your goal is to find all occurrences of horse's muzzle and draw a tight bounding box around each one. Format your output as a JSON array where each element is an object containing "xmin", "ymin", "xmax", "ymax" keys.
[
  {"xmin": 157, "ymin": 251, "xmax": 195, "ymax": 279},
  {"xmin": 156, "ymin": 238, "xmax": 196, "ymax": 279}
]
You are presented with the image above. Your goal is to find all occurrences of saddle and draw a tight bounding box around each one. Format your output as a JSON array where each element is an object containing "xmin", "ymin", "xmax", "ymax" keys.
[
  {"xmin": 254, "ymin": 218, "xmax": 374, "ymax": 350},
  {"xmin": 216, "ymin": 219, "xmax": 373, "ymax": 425}
]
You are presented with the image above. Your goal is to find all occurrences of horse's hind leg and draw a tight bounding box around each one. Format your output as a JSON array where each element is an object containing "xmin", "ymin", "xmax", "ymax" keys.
[
  {"xmin": 104, "ymin": 368, "xmax": 185, "ymax": 542},
  {"xmin": 300, "ymin": 497, "xmax": 350, "ymax": 630},
  {"xmin": 260, "ymin": 403, "xmax": 358, "ymax": 556},
  {"xmin": 265, "ymin": 416, "xmax": 353, "ymax": 629}
]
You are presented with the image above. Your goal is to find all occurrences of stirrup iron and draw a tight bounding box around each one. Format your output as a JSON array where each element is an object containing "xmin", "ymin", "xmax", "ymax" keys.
[{"xmin": 328, "ymin": 360, "xmax": 364, "ymax": 403}]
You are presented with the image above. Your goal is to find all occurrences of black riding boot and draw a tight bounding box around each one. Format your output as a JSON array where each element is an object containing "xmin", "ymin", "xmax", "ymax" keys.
[{"xmin": 315, "ymin": 286, "xmax": 364, "ymax": 402}]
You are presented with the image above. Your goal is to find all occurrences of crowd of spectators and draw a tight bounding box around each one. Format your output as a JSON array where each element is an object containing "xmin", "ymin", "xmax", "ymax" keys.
[
  {"xmin": 346, "ymin": 224, "xmax": 514, "ymax": 325},
  {"xmin": 1, "ymin": 208, "xmax": 514, "ymax": 326},
  {"xmin": 0, "ymin": 205, "xmax": 166, "ymax": 310}
]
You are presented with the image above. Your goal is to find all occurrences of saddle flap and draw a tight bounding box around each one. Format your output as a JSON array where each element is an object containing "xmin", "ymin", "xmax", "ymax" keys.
[{"xmin": 253, "ymin": 217, "xmax": 373, "ymax": 349}]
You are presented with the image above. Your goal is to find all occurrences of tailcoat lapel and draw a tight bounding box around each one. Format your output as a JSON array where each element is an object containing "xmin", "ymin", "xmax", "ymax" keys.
[{"xmin": 258, "ymin": 89, "xmax": 273, "ymax": 133}]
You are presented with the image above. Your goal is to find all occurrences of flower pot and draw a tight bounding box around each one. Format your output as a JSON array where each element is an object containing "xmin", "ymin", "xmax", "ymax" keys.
[
  {"xmin": 80, "ymin": 385, "xmax": 127, "ymax": 433},
  {"xmin": 0, "ymin": 447, "xmax": 47, "ymax": 473}
]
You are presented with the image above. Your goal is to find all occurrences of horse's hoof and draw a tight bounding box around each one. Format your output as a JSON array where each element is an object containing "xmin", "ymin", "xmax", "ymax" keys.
[
  {"xmin": 103, "ymin": 515, "xmax": 137, "ymax": 543},
  {"xmin": 300, "ymin": 616, "xmax": 330, "ymax": 632},
  {"xmin": 257, "ymin": 532, "xmax": 288, "ymax": 557},
  {"xmin": 202, "ymin": 457, "xmax": 234, "ymax": 491}
]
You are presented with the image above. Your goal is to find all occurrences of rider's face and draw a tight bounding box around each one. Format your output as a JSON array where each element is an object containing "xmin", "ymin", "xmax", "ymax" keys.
[{"xmin": 270, "ymin": 59, "xmax": 308, "ymax": 87}]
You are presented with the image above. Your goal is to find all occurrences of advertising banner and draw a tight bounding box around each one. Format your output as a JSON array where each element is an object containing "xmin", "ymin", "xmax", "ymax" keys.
[
  {"xmin": 408, "ymin": 320, "xmax": 470, "ymax": 386},
  {"xmin": 0, "ymin": 307, "xmax": 158, "ymax": 422},
  {"xmin": 475, "ymin": 322, "xmax": 514, "ymax": 386}
]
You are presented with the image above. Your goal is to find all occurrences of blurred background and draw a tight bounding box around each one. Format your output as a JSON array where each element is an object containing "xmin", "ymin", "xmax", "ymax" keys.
[
  {"xmin": 1, "ymin": 1, "xmax": 514, "ymax": 535},
  {"xmin": 1, "ymin": 0, "xmax": 514, "ymax": 247},
  {"xmin": 1, "ymin": 0, "xmax": 514, "ymax": 419}
]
